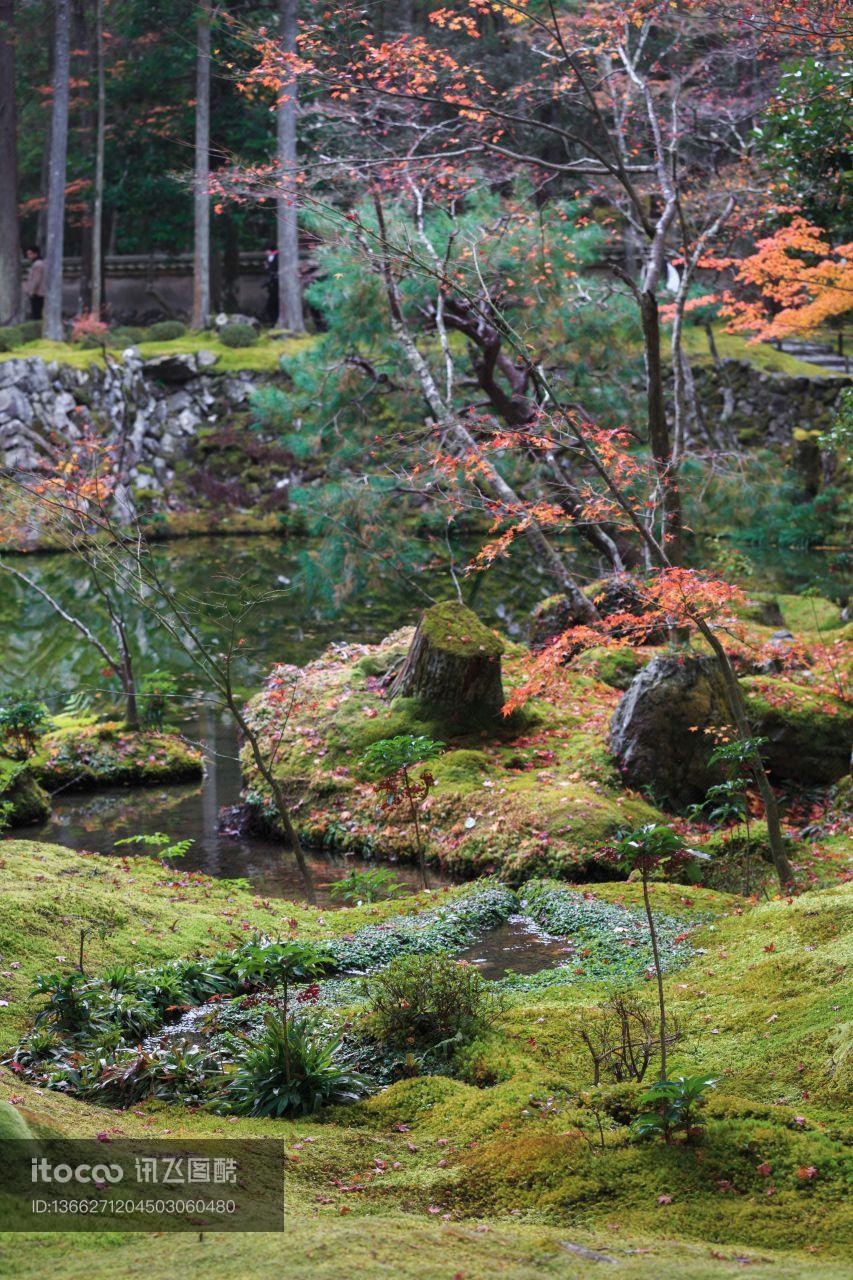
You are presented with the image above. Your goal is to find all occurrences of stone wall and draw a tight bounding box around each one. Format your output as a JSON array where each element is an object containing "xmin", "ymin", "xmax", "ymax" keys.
[
  {"xmin": 0, "ymin": 350, "xmax": 263, "ymax": 511},
  {"xmin": 688, "ymin": 359, "xmax": 850, "ymax": 445}
]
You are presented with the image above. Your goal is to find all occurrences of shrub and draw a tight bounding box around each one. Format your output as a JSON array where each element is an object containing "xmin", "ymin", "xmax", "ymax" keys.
[
  {"xmin": 139, "ymin": 669, "xmax": 179, "ymax": 728},
  {"xmin": 70, "ymin": 312, "xmax": 109, "ymax": 347},
  {"xmin": 0, "ymin": 696, "xmax": 48, "ymax": 758},
  {"xmin": 145, "ymin": 320, "xmax": 187, "ymax": 342},
  {"xmin": 16, "ymin": 320, "xmax": 43, "ymax": 343},
  {"xmin": 108, "ymin": 326, "xmax": 145, "ymax": 347},
  {"xmin": 219, "ymin": 321, "xmax": 257, "ymax": 348},
  {"xmin": 580, "ymin": 991, "xmax": 682, "ymax": 1085},
  {"xmin": 223, "ymin": 1014, "xmax": 364, "ymax": 1117},
  {"xmin": 360, "ymin": 734, "xmax": 445, "ymax": 888},
  {"xmin": 366, "ymin": 951, "xmax": 502, "ymax": 1053},
  {"xmin": 0, "ymin": 325, "xmax": 23, "ymax": 352}
]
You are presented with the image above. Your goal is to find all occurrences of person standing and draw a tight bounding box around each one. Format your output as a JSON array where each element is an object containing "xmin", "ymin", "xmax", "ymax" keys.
[{"xmin": 23, "ymin": 245, "xmax": 45, "ymax": 320}]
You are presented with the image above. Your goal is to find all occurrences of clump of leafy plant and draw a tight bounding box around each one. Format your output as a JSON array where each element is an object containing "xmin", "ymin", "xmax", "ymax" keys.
[
  {"xmin": 328, "ymin": 866, "xmax": 406, "ymax": 904},
  {"xmin": 365, "ymin": 951, "xmax": 503, "ymax": 1057},
  {"xmin": 360, "ymin": 734, "xmax": 445, "ymax": 888},
  {"xmin": 0, "ymin": 696, "xmax": 48, "ymax": 759},
  {"xmin": 114, "ymin": 831, "xmax": 194, "ymax": 864},
  {"xmin": 223, "ymin": 1014, "xmax": 364, "ymax": 1117},
  {"xmin": 632, "ymin": 1074, "xmax": 717, "ymax": 1143},
  {"xmin": 139, "ymin": 670, "xmax": 179, "ymax": 729}
]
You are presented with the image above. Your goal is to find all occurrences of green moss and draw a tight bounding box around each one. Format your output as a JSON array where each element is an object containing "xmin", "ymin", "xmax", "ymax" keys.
[
  {"xmin": 0, "ymin": 756, "xmax": 51, "ymax": 826},
  {"xmin": 741, "ymin": 677, "xmax": 852, "ymax": 784},
  {"xmin": 0, "ymin": 1101, "xmax": 32, "ymax": 1138},
  {"xmin": 0, "ymin": 332, "xmax": 317, "ymax": 373},
  {"xmin": 31, "ymin": 722, "xmax": 204, "ymax": 791},
  {"xmin": 0, "ymin": 840, "xmax": 461, "ymax": 1048},
  {"xmin": 679, "ymin": 324, "xmax": 840, "ymax": 377},
  {"xmin": 431, "ymin": 749, "xmax": 491, "ymax": 787},
  {"xmin": 419, "ymin": 601, "xmax": 505, "ymax": 658},
  {"xmin": 775, "ymin": 594, "xmax": 845, "ymax": 634},
  {"xmin": 243, "ymin": 631, "xmax": 664, "ymax": 879},
  {"xmin": 0, "ymin": 840, "xmax": 850, "ymax": 1278},
  {"xmin": 575, "ymin": 646, "xmax": 642, "ymax": 689}
]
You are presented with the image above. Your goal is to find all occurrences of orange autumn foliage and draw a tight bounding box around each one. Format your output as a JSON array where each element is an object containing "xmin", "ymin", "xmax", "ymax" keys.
[
  {"xmin": 503, "ymin": 569, "xmax": 747, "ymax": 714},
  {"xmin": 721, "ymin": 217, "xmax": 853, "ymax": 341}
]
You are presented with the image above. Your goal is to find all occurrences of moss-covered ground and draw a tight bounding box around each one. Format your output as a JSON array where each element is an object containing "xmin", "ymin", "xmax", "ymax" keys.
[
  {"xmin": 0, "ymin": 331, "xmax": 316, "ymax": 373},
  {"xmin": 241, "ymin": 590, "xmax": 851, "ymax": 882},
  {"xmin": 242, "ymin": 627, "xmax": 663, "ymax": 880},
  {"xmin": 677, "ymin": 324, "xmax": 841, "ymax": 378},
  {"xmin": 0, "ymin": 840, "xmax": 850, "ymax": 1279}
]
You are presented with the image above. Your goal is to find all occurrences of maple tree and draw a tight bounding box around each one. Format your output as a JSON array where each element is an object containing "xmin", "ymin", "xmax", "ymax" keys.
[{"xmin": 721, "ymin": 216, "xmax": 853, "ymax": 342}]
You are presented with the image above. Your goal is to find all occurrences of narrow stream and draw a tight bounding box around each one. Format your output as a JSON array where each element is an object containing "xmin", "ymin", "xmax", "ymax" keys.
[
  {"xmin": 31, "ymin": 708, "xmax": 447, "ymax": 905},
  {"xmin": 456, "ymin": 916, "xmax": 575, "ymax": 979}
]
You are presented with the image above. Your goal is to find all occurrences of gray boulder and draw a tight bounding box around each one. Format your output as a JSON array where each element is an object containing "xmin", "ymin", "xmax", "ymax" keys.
[{"xmin": 610, "ymin": 654, "xmax": 729, "ymax": 806}]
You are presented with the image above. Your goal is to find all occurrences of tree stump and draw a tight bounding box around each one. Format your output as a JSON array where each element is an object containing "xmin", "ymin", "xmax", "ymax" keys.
[{"xmin": 388, "ymin": 601, "xmax": 505, "ymax": 724}]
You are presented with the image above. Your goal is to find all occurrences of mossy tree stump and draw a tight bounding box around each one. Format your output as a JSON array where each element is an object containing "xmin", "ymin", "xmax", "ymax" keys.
[{"xmin": 389, "ymin": 602, "xmax": 505, "ymax": 725}]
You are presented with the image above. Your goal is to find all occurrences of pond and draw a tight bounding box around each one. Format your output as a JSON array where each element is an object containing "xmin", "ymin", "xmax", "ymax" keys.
[{"xmin": 1, "ymin": 533, "xmax": 847, "ymax": 899}]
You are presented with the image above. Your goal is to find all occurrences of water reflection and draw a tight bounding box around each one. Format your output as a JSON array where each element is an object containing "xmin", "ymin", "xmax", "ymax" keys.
[{"xmin": 31, "ymin": 709, "xmax": 447, "ymax": 904}]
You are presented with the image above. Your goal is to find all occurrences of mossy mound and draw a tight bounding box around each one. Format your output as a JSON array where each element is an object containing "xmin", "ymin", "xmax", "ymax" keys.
[
  {"xmin": 31, "ymin": 722, "xmax": 204, "ymax": 792},
  {"xmin": 742, "ymin": 677, "xmax": 852, "ymax": 785},
  {"xmin": 0, "ymin": 757, "xmax": 51, "ymax": 826},
  {"xmin": 242, "ymin": 629, "xmax": 663, "ymax": 881}
]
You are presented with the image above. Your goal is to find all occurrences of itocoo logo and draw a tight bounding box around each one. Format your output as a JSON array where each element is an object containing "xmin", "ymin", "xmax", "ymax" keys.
[{"xmin": 31, "ymin": 1158, "xmax": 124, "ymax": 1185}]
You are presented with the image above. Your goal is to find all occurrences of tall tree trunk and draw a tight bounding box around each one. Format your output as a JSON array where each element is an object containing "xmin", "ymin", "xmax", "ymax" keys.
[
  {"xmin": 91, "ymin": 0, "xmax": 105, "ymax": 319},
  {"xmin": 72, "ymin": 0, "xmax": 92, "ymax": 312},
  {"xmin": 276, "ymin": 0, "xmax": 304, "ymax": 331},
  {"xmin": 191, "ymin": 0, "xmax": 211, "ymax": 330},
  {"xmin": 43, "ymin": 0, "xmax": 71, "ymax": 340},
  {"xmin": 640, "ymin": 289, "xmax": 683, "ymax": 565},
  {"xmin": 0, "ymin": 0, "xmax": 21, "ymax": 325}
]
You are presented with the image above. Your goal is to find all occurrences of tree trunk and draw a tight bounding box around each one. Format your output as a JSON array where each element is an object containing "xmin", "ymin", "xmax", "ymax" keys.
[
  {"xmin": 91, "ymin": 0, "xmax": 105, "ymax": 319},
  {"xmin": 389, "ymin": 601, "xmax": 505, "ymax": 723},
  {"xmin": 72, "ymin": 0, "xmax": 92, "ymax": 312},
  {"xmin": 276, "ymin": 0, "xmax": 304, "ymax": 332},
  {"xmin": 191, "ymin": 0, "xmax": 211, "ymax": 330},
  {"xmin": 640, "ymin": 288, "xmax": 682, "ymax": 565},
  {"xmin": 43, "ymin": 0, "xmax": 71, "ymax": 341},
  {"xmin": 0, "ymin": 0, "xmax": 21, "ymax": 325}
]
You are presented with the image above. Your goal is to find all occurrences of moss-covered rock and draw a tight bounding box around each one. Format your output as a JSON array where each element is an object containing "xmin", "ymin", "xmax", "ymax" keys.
[
  {"xmin": 31, "ymin": 722, "xmax": 204, "ymax": 792},
  {"xmin": 575, "ymin": 645, "xmax": 644, "ymax": 690},
  {"xmin": 0, "ymin": 757, "xmax": 51, "ymax": 826},
  {"xmin": 610, "ymin": 654, "xmax": 730, "ymax": 805},
  {"xmin": 742, "ymin": 677, "xmax": 852, "ymax": 785},
  {"xmin": 243, "ymin": 629, "xmax": 663, "ymax": 881}
]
